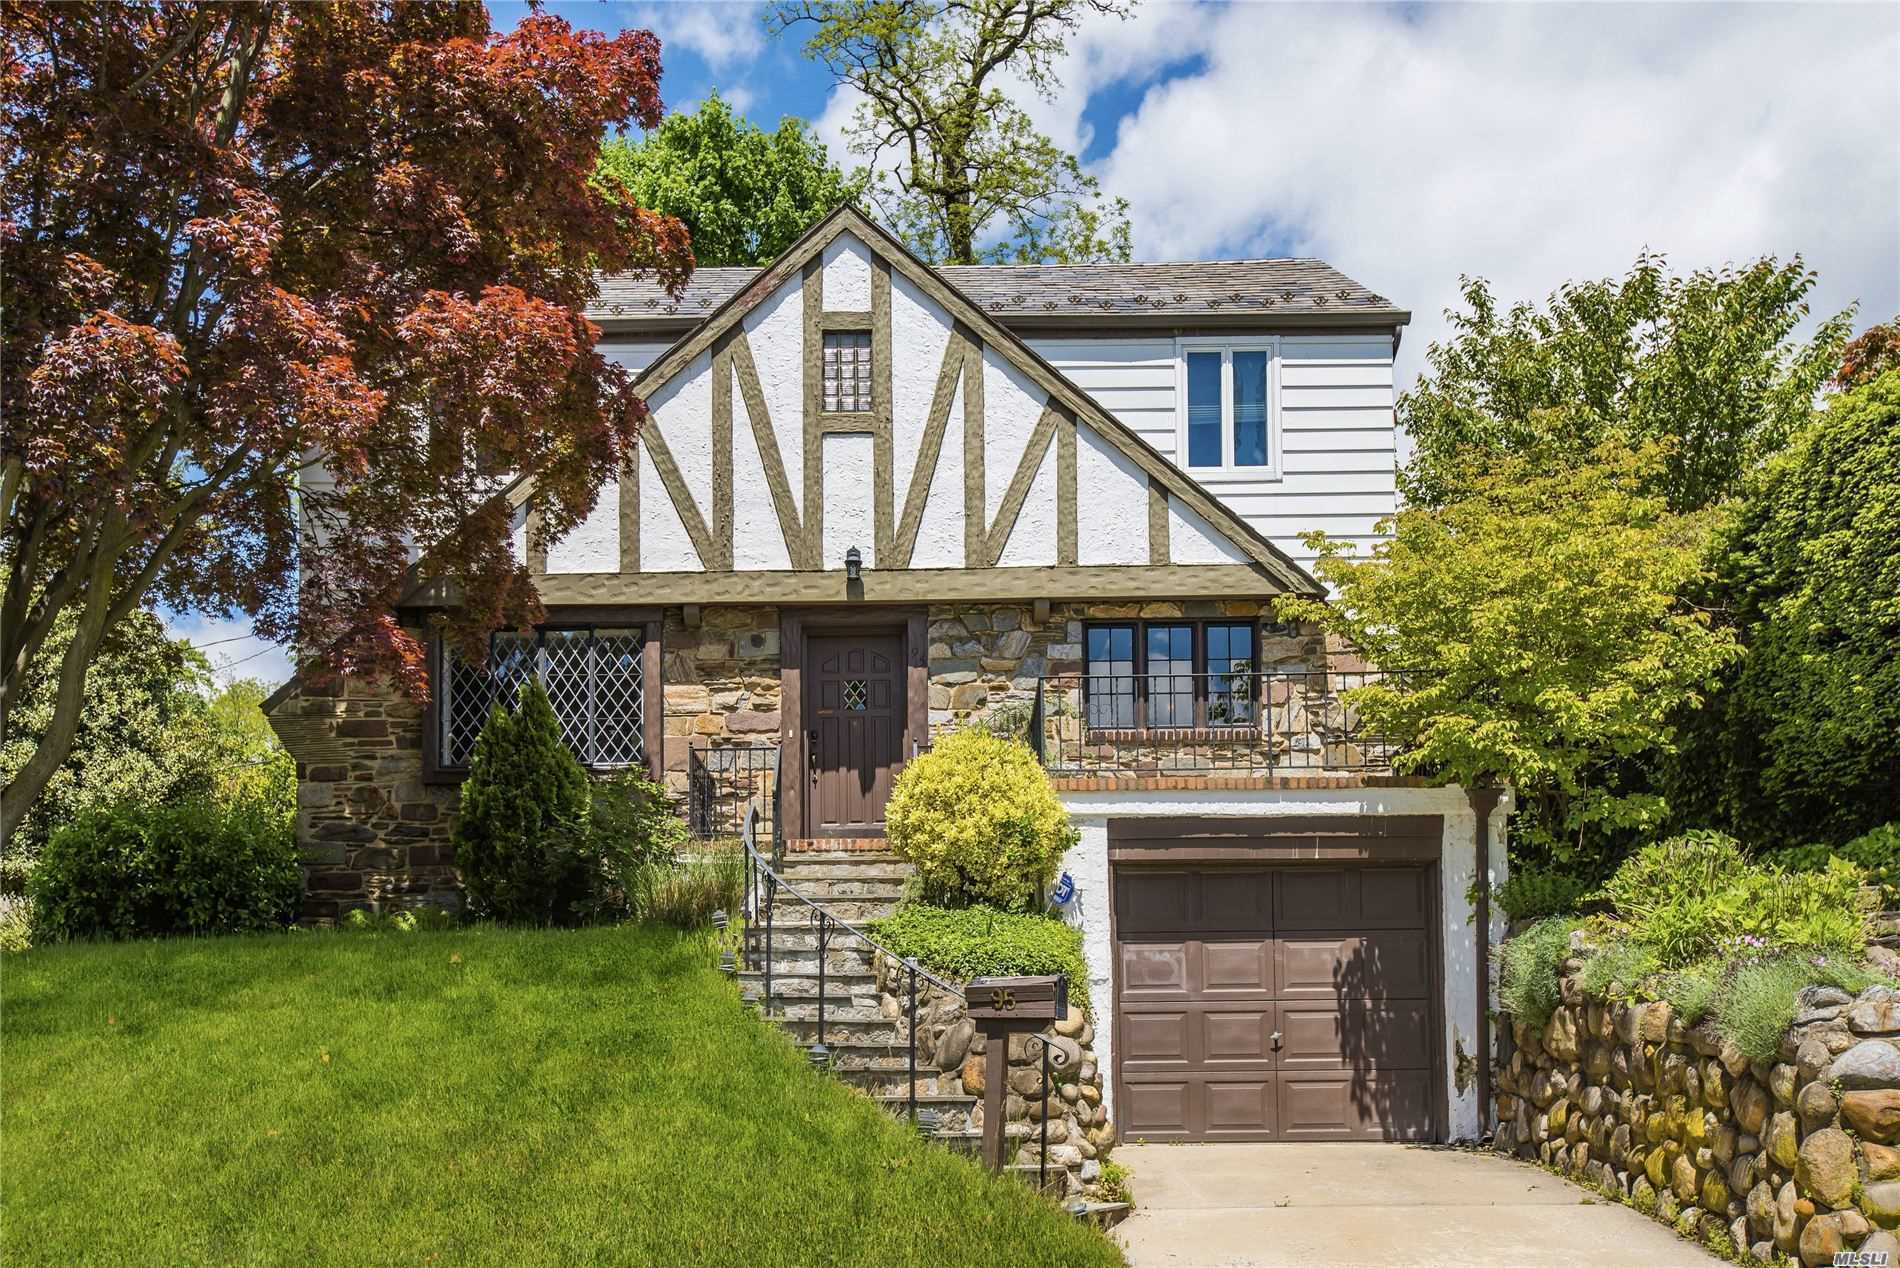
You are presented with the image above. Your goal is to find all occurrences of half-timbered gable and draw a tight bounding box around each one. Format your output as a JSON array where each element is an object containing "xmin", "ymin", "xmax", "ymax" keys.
[{"xmin": 506, "ymin": 205, "xmax": 1315, "ymax": 606}]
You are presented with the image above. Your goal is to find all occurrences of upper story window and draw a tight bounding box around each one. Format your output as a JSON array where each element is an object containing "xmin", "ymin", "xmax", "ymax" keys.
[
  {"xmin": 437, "ymin": 626, "xmax": 648, "ymax": 771},
  {"xmin": 1177, "ymin": 337, "xmax": 1280, "ymax": 477},
  {"xmin": 1084, "ymin": 619, "xmax": 1258, "ymax": 731},
  {"xmin": 822, "ymin": 331, "xmax": 873, "ymax": 412}
]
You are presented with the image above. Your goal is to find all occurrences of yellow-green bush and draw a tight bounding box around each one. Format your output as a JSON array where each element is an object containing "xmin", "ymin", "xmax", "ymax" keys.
[{"xmin": 885, "ymin": 728, "xmax": 1075, "ymax": 910}]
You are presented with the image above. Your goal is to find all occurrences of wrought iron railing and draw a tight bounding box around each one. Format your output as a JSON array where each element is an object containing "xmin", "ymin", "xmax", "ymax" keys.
[
  {"xmin": 1029, "ymin": 667, "xmax": 1428, "ymax": 774},
  {"xmin": 688, "ymin": 743, "xmax": 779, "ymax": 841},
  {"xmin": 737, "ymin": 799, "xmax": 963, "ymax": 1126}
]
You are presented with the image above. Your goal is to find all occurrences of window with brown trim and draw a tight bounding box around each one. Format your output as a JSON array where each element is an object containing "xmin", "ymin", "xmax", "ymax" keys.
[
  {"xmin": 1083, "ymin": 620, "xmax": 1257, "ymax": 731},
  {"xmin": 821, "ymin": 331, "xmax": 872, "ymax": 412},
  {"xmin": 437, "ymin": 626, "xmax": 649, "ymax": 770}
]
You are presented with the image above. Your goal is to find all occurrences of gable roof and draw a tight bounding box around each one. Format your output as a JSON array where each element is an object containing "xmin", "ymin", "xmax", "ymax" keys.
[
  {"xmin": 625, "ymin": 203, "xmax": 1323, "ymax": 594},
  {"xmin": 591, "ymin": 256, "xmax": 1407, "ymax": 335}
]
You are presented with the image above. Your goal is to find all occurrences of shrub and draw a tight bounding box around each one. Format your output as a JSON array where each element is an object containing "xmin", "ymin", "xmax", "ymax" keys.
[
  {"xmin": 576, "ymin": 769, "xmax": 691, "ymax": 924},
  {"xmin": 1495, "ymin": 861, "xmax": 1598, "ymax": 922},
  {"xmin": 1496, "ymin": 917, "xmax": 1581, "ymax": 1029},
  {"xmin": 28, "ymin": 797, "xmax": 299, "ymax": 941},
  {"xmin": 1658, "ymin": 961, "xmax": 1722, "ymax": 1025},
  {"xmin": 632, "ymin": 847, "xmax": 744, "ymax": 929},
  {"xmin": 0, "ymin": 895, "xmax": 31, "ymax": 953},
  {"xmin": 885, "ymin": 728, "xmax": 1076, "ymax": 911},
  {"xmin": 452, "ymin": 680, "xmax": 593, "ymax": 925},
  {"xmin": 1716, "ymin": 953, "xmax": 1887, "ymax": 1063},
  {"xmin": 873, "ymin": 901, "xmax": 1091, "ymax": 1017},
  {"xmin": 1575, "ymin": 940, "xmax": 1659, "ymax": 1001},
  {"xmin": 1777, "ymin": 823, "xmax": 1900, "ymax": 905},
  {"xmin": 1597, "ymin": 830, "xmax": 1868, "ymax": 965}
]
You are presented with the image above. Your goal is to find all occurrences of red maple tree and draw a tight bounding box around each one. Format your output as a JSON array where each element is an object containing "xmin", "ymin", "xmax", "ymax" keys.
[{"xmin": 1, "ymin": 2, "xmax": 693, "ymax": 837}]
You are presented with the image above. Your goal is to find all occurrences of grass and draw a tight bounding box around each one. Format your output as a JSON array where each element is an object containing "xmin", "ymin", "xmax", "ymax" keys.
[
  {"xmin": 1, "ymin": 925, "xmax": 1124, "ymax": 1268},
  {"xmin": 1714, "ymin": 951, "xmax": 1887, "ymax": 1063},
  {"xmin": 1496, "ymin": 916, "xmax": 1580, "ymax": 1028}
]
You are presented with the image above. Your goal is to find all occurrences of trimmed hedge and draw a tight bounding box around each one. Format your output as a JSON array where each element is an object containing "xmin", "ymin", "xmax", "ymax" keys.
[
  {"xmin": 873, "ymin": 902, "xmax": 1091, "ymax": 1017},
  {"xmin": 28, "ymin": 797, "xmax": 299, "ymax": 941}
]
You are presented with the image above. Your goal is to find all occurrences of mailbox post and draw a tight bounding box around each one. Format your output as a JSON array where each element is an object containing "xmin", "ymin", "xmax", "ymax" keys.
[{"xmin": 965, "ymin": 974, "xmax": 1067, "ymax": 1174}]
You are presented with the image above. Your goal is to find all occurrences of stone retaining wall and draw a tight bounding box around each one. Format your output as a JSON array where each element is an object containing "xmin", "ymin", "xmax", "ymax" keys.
[
  {"xmin": 874, "ymin": 953, "xmax": 1116, "ymax": 1198},
  {"xmin": 1495, "ymin": 966, "xmax": 1900, "ymax": 1265}
]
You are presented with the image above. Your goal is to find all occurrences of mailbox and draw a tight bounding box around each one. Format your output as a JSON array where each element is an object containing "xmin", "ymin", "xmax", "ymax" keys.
[{"xmin": 964, "ymin": 974, "xmax": 1066, "ymax": 1022}]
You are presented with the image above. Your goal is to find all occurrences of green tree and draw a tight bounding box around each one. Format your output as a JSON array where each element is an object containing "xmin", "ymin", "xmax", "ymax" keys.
[
  {"xmin": 772, "ymin": 0, "xmax": 1134, "ymax": 265},
  {"xmin": 452, "ymin": 679, "xmax": 592, "ymax": 925},
  {"xmin": 1277, "ymin": 444, "xmax": 1742, "ymax": 861},
  {"xmin": 1667, "ymin": 370, "xmax": 1900, "ymax": 846},
  {"xmin": 1833, "ymin": 318, "xmax": 1900, "ymax": 390},
  {"xmin": 597, "ymin": 93, "xmax": 867, "ymax": 267},
  {"xmin": 204, "ymin": 678, "xmax": 295, "ymax": 821},
  {"xmin": 0, "ymin": 611, "xmax": 216, "ymax": 876},
  {"xmin": 1400, "ymin": 254, "xmax": 1854, "ymax": 512}
]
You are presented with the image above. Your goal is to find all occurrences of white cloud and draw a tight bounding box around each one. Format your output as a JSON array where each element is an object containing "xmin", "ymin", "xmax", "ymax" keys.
[
  {"xmin": 624, "ymin": 1, "xmax": 767, "ymax": 73},
  {"xmin": 1083, "ymin": 2, "xmax": 1899, "ymax": 387},
  {"xmin": 164, "ymin": 612, "xmax": 294, "ymax": 690}
]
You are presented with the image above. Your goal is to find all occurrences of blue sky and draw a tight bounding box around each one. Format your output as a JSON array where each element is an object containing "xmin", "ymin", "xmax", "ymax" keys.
[{"xmin": 178, "ymin": 0, "xmax": 1900, "ymax": 685}]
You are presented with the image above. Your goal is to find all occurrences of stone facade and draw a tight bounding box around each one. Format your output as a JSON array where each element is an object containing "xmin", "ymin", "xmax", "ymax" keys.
[
  {"xmin": 875, "ymin": 952, "xmax": 1117, "ymax": 1199},
  {"xmin": 269, "ymin": 669, "xmax": 459, "ymax": 923},
  {"xmin": 1495, "ymin": 965, "xmax": 1900, "ymax": 1265},
  {"xmin": 271, "ymin": 600, "xmax": 1344, "ymax": 916}
]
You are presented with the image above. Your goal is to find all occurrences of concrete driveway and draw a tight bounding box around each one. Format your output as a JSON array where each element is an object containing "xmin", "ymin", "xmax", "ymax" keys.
[{"xmin": 1112, "ymin": 1143, "xmax": 1718, "ymax": 1268}]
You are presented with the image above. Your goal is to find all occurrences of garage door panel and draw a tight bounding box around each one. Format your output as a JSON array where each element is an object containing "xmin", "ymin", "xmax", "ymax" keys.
[
  {"xmin": 1203, "ymin": 1007, "xmax": 1277, "ymax": 1064},
  {"xmin": 1279, "ymin": 1073, "xmax": 1433, "ymax": 1141},
  {"xmin": 1200, "ymin": 869, "xmax": 1275, "ymax": 932},
  {"xmin": 1121, "ymin": 1080, "xmax": 1192, "ymax": 1137},
  {"xmin": 1278, "ymin": 931, "xmax": 1431, "ymax": 999},
  {"xmin": 1116, "ymin": 870, "xmax": 1192, "ymax": 935},
  {"xmin": 1359, "ymin": 868, "xmax": 1430, "ymax": 928},
  {"xmin": 1277, "ymin": 1001, "xmax": 1433, "ymax": 1070},
  {"xmin": 1122, "ymin": 1010, "xmax": 1193, "ymax": 1068},
  {"xmin": 1277, "ymin": 868, "xmax": 1353, "ymax": 929},
  {"xmin": 1201, "ymin": 939, "xmax": 1273, "ymax": 995},
  {"xmin": 1204, "ymin": 1079, "xmax": 1276, "ymax": 1136},
  {"xmin": 1120, "ymin": 941, "xmax": 1191, "ymax": 996}
]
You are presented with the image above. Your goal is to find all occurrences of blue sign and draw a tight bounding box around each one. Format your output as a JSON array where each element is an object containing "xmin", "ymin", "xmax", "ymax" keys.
[{"xmin": 1051, "ymin": 871, "xmax": 1076, "ymax": 906}]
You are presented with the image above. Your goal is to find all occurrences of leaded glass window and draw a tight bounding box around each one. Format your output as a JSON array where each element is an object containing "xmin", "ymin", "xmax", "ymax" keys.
[{"xmin": 439, "ymin": 627, "xmax": 646, "ymax": 769}]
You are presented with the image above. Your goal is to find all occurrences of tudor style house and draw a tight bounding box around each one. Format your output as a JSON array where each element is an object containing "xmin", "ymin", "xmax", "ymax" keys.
[{"xmin": 267, "ymin": 206, "xmax": 1509, "ymax": 1147}]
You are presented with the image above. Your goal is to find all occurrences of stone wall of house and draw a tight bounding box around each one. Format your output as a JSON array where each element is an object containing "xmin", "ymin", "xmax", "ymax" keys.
[
  {"xmin": 1495, "ymin": 965, "xmax": 1900, "ymax": 1265},
  {"xmin": 874, "ymin": 953, "xmax": 1116, "ymax": 1199},
  {"xmin": 268, "ymin": 672, "xmax": 460, "ymax": 923},
  {"xmin": 658, "ymin": 605, "xmax": 782, "ymax": 826}
]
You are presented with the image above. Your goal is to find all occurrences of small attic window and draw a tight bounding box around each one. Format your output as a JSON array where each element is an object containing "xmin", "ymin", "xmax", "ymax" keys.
[{"xmin": 822, "ymin": 331, "xmax": 872, "ymax": 412}]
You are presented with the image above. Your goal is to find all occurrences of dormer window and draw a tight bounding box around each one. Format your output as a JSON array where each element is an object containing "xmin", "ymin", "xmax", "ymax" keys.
[
  {"xmin": 822, "ymin": 331, "xmax": 873, "ymax": 412},
  {"xmin": 1177, "ymin": 337, "xmax": 1281, "ymax": 477}
]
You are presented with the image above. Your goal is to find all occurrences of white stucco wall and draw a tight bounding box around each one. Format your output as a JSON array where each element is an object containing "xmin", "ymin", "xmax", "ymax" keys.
[
  {"xmin": 1166, "ymin": 493, "xmax": 1252, "ymax": 565},
  {"xmin": 1055, "ymin": 785, "xmax": 1511, "ymax": 1143},
  {"xmin": 1076, "ymin": 425, "xmax": 1150, "ymax": 566},
  {"xmin": 821, "ymin": 237, "xmax": 873, "ymax": 310},
  {"xmin": 545, "ymin": 478, "xmax": 618, "ymax": 573},
  {"xmin": 822, "ymin": 433, "xmax": 876, "ymax": 569},
  {"xmin": 741, "ymin": 277, "xmax": 805, "ymax": 521}
]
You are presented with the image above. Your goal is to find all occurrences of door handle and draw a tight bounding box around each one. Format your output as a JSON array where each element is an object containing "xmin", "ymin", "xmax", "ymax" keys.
[
  {"xmin": 807, "ymin": 729, "xmax": 820, "ymax": 781},
  {"xmin": 1270, "ymin": 1030, "xmax": 1283, "ymax": 1051}
]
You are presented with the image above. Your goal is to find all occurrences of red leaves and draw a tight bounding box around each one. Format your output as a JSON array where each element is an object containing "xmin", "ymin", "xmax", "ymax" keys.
[{"xmin": 5, "ymin": 2, "xmax": 695, "ymax": 706}]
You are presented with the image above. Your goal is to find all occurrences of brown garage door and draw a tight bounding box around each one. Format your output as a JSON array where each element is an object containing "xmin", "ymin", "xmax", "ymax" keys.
[{"xmin": 1114, "ymin": 865, "xmax": 1436, "ymax": 1142}]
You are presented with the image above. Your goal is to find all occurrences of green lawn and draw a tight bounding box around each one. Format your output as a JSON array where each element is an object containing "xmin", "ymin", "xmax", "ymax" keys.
[{"xmin": 2, "ymin": 925, "xmax": 1123, "ymax": 1267}]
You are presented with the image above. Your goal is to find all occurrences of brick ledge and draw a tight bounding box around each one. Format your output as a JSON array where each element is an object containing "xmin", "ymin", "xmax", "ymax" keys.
[{"xmin": 1049, "ymin": 772, "xmax": 1436, "ymax": 792}]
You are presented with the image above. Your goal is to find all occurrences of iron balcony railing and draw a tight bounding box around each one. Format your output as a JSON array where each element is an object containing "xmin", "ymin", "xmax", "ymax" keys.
[{"xmin": 1028, "ymin": 667, "xmax": 1427, "ymax": 774}]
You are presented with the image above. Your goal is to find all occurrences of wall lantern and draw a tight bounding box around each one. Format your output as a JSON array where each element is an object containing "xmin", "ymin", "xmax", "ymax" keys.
[{"xmin": 844, "ymin": 546, "xmax": 862, "ymax": 582}]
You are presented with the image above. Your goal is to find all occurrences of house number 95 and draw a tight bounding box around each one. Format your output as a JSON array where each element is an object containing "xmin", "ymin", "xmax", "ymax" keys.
[{"xmin": 988, "ymin": 988, "xmax": 1017, "ymax": 1011}]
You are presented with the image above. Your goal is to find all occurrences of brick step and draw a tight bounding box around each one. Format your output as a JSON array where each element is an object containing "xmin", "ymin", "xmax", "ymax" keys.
[
  {"xmin": 775, "ymin": 858, "xmax": 912, "ymax": 881},
  {"xmin": 767, "ymin": 1001, "xmax": 893, "ymax": 1025},
  {"xmin": 741, "ymin": 982, "xmax": 885, "ymax": 1010},
  {"xmin": 776, "ymin": 850, "xmax": 905, "ymax": 869},
  {"xmin": 740, "ymin": 949, "xmax": 875, "ymax": 978}
]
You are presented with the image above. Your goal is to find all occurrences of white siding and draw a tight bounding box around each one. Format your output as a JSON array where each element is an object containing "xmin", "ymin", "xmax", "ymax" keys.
[
  {"xmin": 1029, "ymin": 333, "xmax": 1399, "ymax": 567},
  {"xmin": 598, "ymin": 340, "xmax": 672, "ymax": 375}
]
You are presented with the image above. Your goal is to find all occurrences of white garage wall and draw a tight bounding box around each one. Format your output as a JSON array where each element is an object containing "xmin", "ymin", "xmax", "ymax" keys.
[{"xmin": 1056, "ymin": 785, "xmax": 1511, "ymax": 1142}]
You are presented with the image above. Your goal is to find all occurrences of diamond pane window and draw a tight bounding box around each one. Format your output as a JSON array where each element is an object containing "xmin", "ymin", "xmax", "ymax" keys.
[
  {"xmin": 822, "ymin": 331, "xmax": 872, "ymax": 412},
  {"xmin": 440, "ymin": 627, "xmax": 645, "ymax": 769}
]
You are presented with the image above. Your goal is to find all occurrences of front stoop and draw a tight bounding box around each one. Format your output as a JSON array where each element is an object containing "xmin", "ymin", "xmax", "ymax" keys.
[{"xmin": 739, "ymin": 850, "xmax": 977, "ymax": 1134}]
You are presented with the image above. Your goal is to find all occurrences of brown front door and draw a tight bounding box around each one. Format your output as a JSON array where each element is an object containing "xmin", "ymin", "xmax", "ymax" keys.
[
  {"xmin": 1114, "ymin": 865, "xmax": 1435, "ymax": 1141},
  {"xmin": 804, "ymin": 633, "xmax": 905, "ymax": 837}
]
